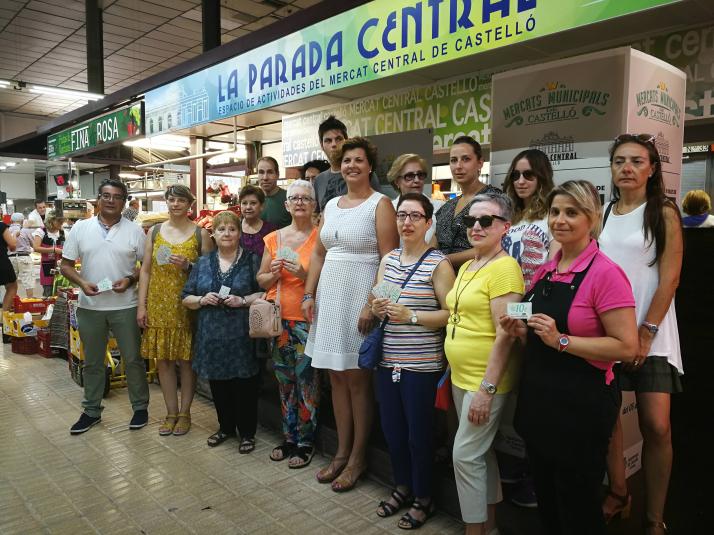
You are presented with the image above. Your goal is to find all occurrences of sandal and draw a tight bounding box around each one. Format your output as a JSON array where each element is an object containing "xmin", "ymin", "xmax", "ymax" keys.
[
  {"xmin": 270, "ymin": 441, "xmax": 295, "ymax": 461},
  {"xmin": 331, "ymin": 464, "xmax": 366, "ymax": 493},
  {"xmin": 316, "ymin": 456, "xmax": 348, "ymax": 484},
  {"xmin": 288, "ymin": 445, "xmax": 314, "ymax": 469},
  {"xmin": 602, "ymin": 490, "xmax": 632, "ymax": 524},
  {"xmin": 645, "ymin": 520, "xmax": 668, "ymax": 534},
  {"xmin": 172, "ymin": 413, "xmax": 191, "ymax": 436},
  {"xmin": 398, "ymin": 500, "xmax": 436, "ymax": 530},
  {"xmin": 158, "ymin": 414, "xmax": 177, "ymax": 436},
  {"xmin": 377, "ymin": 488, "xmax": 412, "ymax": 518},
  {"xmin": 207, "ymin": 430, "xmax": 233, "ymax": 447},
  {"xmin": 238, "ymin": 437, "xmax": 256, "ymax": 454}
]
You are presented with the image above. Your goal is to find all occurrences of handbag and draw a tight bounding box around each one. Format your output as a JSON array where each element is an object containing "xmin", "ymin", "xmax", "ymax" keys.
[
  {"xmin": 434, "ymin": 366, "xmax": 452, "ymax": 411},
  {"xmin": 358, "ymin": 248, "xmax": 434, "ymax": 370},
  {"xmin": 249, "ymin": 232, "xmax": 284, "ymax": 338}
]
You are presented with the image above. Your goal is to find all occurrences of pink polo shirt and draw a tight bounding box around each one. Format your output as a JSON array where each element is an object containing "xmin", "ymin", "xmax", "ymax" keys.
[{"xmin": 531, "ymin": 239, "xmax": 635, "ymax": 384}]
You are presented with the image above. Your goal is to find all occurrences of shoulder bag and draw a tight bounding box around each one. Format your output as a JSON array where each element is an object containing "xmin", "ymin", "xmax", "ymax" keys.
[
  {"xmin": 249, "ymin": 231, "xmax": 283, "ymax": 338},
  {"xmin": 358, "ymin": 248, "xmax": 434, "ymax": 370}
]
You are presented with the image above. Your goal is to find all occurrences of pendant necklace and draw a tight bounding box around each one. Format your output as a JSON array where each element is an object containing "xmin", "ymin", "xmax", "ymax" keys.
[{"xmin": 450, "ymin": 249, "xmax": 503, "ymax": 339}]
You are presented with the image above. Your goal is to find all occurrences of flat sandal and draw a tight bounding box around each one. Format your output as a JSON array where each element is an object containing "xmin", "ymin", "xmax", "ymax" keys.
[
  {"xmin": 158, "ymin": 414, "xmax": 177, "ymax": 436},
  {"xmin": 172, "ymin": 413, "xmax": 191, "ymax": 436}
]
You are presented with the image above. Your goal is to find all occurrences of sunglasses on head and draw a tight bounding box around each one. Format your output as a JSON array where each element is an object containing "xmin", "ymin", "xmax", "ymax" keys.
[
  {"xmin": 462, "ymin": 214, "xmax": 507, "ymax": 229},
  {"xmin": 614, "ymin": 133, "xmax": 656, "ymax": 145},
  {"xmin": 509, "ymin": 169, "xmax": 537, "ymax": 181}
]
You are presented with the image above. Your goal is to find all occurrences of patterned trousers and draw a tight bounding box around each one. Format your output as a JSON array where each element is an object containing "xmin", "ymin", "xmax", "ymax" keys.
[{"xmin": 273, "ymin": 320, "xmax": 320, "ymax": 447}]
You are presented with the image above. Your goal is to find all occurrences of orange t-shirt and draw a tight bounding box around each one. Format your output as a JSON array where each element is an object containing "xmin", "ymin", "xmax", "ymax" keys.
[{"xmin": 264, "ymin": 227, "xmax": 317, "ymax": 321}]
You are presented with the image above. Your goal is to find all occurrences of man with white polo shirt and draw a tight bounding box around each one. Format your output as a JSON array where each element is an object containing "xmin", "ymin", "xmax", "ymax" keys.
[{"xmin": 60, "ymin": 179, "xmax": 149, "ymax": 434}]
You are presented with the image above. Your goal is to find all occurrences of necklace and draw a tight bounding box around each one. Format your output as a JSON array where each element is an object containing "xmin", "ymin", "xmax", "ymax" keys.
[
  {"xmin": 450, "ymin": 249, "xmax": 503, "ymax": 339},
  {"xmin": 216, "ymin": 249, "xmax": 241, "ymax": 285}
]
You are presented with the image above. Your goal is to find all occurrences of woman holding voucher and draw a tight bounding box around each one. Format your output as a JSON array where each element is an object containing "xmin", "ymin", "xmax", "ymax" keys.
[
  {"xmin": 257, "ymin": 179, "xmax": 320, "ymax": 469},
  {"xmin": 445, "ymin": 192, "xmax": 524, "ymax": 535},
  {"xmin": 302, "ymin": 137, "xmax": 399, "ymax": 492},
  {"xmin": 370, "ymin": 192, "xmax": 455, "ymax": 530},
  {"xmin": 600, "ymin": 134, "xmax": 683, "ymax": 535},
  {"xmin": 500, "ymin": 180, "xmax": 638, "ymax": 535}
]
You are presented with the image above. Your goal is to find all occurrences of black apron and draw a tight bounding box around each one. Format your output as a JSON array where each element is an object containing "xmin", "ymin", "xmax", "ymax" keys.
[{"xmin": 514, "ymin": 259, "xmax": 620, "ymax": 470}]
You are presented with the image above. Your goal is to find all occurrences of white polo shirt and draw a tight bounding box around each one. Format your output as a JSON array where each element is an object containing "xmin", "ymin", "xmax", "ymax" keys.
[{"xmin": 62, "ymin": 216, "xmax": 146, "ymax": 311}]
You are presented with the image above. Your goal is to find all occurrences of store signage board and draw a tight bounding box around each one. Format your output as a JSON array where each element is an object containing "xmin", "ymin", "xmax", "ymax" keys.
[
  {"xmin": 47, "ymin": 103, "xmax": 144, "ymax": 160},
  {"xmin": 144, "ymin": 0, "xmax": 679, "ymax": 136},
  {"xmin": 282, "ymin": 74, "xmax": 490, "ymax": 167}
]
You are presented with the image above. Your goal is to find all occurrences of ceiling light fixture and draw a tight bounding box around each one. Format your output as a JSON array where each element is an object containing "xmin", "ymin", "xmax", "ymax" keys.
[
  {"xmin": 0, "ymin": 80, "xmax": 9, "ymax": 88},
  {"xmin": 27, "ymin": 83, "xmax": 104, "ymax": 101},
  {"xmin": 0, "ymin": 166, "xmax": 6, "ymax": 170},
  {"xmin": 119, "ymin": 172, "xmax": 141, "ymax": 179}
]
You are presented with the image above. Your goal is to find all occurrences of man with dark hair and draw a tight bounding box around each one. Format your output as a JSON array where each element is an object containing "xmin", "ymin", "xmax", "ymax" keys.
[
  {"xmin": 313, "ymin": 115, "xmax": 381, "ymax": 210},
  {"xmin": 301, "ymin": 159, "xmax": 330, "ymax": 183},
  {"xmin": 61, "ymin": 180, "xmax": 149, "ymax": 435},
  {"xmin": 28, "ymin": 199, "xmax": 47, "ymax": 227}
]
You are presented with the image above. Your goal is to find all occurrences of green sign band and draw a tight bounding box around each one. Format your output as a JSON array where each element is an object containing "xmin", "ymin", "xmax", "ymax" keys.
[{"xmin": 47, "ymin": 103, "xmax": 144, "ymax": 160}]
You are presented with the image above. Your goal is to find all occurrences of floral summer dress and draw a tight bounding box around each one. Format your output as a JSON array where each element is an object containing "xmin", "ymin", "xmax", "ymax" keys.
[{"xmin": 141, "ymin": 230, "xmax": 201, "ymax": 361}]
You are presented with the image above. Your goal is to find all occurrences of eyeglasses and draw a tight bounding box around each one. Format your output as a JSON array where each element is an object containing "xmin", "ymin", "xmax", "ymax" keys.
[
  {"xmin": 509, "ymin": 169, "xmax": 537, "ymax": 181},
  {"xmin": 99, "ymin": 193, "xmax": 126, "ymax": 201},
  {"xmin": 399, "ymin": 171, "xmax": 427, "ymax": 182},
  {"xmin": 396, "ymin": 211, "xmax": 427, "ymax": 223},
  {"xmin": 462, "ymin": 214, "xmax": 507, "ymax": 229},
  {"xmin": 287, "ymin": 195, "xmax": 314, "ymax": 204}
]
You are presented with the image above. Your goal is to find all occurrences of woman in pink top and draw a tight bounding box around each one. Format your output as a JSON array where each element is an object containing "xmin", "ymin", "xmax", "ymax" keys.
[{"xmin": 500, "ymin": 180, "xmax": 638, "ymax": 535}]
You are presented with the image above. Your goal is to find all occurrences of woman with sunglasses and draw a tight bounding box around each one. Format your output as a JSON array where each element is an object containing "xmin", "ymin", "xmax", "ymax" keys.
[
  {"xmin": 435, "ymin": 136, "xmax": 502, "ymax": 269},
  {"xmin": 500, "ymin": 180, "xmax": 638, "ymax": 535},
  {"xmin": 599, "ymin": 135, "xmax": 683, "ymax": 534},
  {"xmin": 387, "ymin": 154, "xmax": 443, "ymax": 246},
  {"xmin": 257, "ymin": 180, "xmax": 320, "ymax": 469},
  {"xmin": 370, "ymin": 192, "xmax": 455, "ymax": 529},
  {"xmin": 445, "ymin": 192, "xmax": 524, "ymax": 535}
]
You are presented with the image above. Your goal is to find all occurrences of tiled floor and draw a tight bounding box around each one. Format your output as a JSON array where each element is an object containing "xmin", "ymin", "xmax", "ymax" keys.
[{"xmin": 0, "ymin": 348, "xmax": 464, "ymax": 535}]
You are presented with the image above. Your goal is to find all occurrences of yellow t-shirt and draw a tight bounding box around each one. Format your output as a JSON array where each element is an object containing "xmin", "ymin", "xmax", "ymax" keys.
[{"xmin": 445, "ymin": 255, "xmax": 524, "ymax": 393}]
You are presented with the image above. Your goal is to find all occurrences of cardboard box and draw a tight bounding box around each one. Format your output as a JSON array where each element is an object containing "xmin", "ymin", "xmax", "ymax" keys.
[{"xmin": 2, "ymin": 311, "xmax": 49, "ymax": 337}]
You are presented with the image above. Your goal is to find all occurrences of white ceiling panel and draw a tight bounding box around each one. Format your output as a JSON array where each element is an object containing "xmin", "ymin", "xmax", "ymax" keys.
[{"xmin": 25, "ymin": 1, "xmax": 86, "ymax": 21}]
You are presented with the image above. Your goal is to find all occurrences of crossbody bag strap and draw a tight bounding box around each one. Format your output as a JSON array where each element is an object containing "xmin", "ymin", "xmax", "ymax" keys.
[
  {"xmin": 602, "ymin": 201, "xmax": 614, "ymax": 230},
  {"xmin": 377, "ymin": 247, "xmax": 434, "ymax": 330},
  {"xmin": 275, "ymin": 230, "xmax": 281, "ymax": 307}
]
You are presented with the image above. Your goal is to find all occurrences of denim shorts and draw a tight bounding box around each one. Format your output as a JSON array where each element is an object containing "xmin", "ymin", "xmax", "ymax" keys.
[{"xmin": 616, "ymin": 356, "xmax": 683, "ymax": 393}]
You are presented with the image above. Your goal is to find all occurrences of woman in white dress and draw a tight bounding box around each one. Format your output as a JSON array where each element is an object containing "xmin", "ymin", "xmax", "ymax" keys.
[
  {"xmin": 600, "ymin": 134, "xmax": 683, "ymax": 535},
  {"xmin": 303, "ymin": 137, "xmax": 399, "ymax": 492}
]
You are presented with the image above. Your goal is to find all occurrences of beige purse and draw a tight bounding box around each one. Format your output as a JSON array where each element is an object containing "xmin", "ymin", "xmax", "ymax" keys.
[{"xmin": 248, "ymin": 232, "xmax": 283, "ymax": 338}]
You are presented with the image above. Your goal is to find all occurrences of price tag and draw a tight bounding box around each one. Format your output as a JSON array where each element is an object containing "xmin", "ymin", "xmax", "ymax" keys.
[{"xmin": 507, "ymin": 302, "xmax": 532, "ymax": 319}]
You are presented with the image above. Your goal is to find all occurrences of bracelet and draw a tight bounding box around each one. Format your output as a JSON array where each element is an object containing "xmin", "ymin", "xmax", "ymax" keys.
[
  {"xmin": 302, "ymin": 293, "xmax": 314, "ymax": 302},
  {"xmin": 197, "ymin": 295, "xmax": 204, "ymax": 307},
  {"xmin": 126, "ymin": 274, "xmax": 136, "ymax": 286},
  {"xmin": 240, "ymin": 296, "xmax": 247, "ymax": 307}
]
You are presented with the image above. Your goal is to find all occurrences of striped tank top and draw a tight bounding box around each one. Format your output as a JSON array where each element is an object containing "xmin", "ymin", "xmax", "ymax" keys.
[{"xmin": 380, "ymin": 248, "xmax": 447, "ymax": 372}]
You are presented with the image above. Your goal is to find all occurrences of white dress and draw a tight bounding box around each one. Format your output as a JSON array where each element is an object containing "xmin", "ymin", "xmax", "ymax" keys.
[
  {"xmin": 599, "ymin": 202, "xmax": 683, "ymax": 374},
  {"xmin": 306, "ymin": 191, "xmax": 384, "ymax": 370}
]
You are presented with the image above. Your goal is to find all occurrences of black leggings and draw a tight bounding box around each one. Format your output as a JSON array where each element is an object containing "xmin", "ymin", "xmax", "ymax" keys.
[{"xmin": 209, "ymin": 375, "xmax": 260, "ymax": 439}]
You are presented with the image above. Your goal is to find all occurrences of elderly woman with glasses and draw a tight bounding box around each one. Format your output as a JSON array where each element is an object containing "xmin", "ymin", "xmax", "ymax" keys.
[
  {"xmin": 444, "ymin": 192, "xmax": 524, "ymax": 535},
  {"xmin": 257, "ymin": 179, "xmax": 321, "ymax": 469},
  {"xmin": 599, "ymin": 135, "xmax": 684, "ymax": 535},
  {"xmin": 387, "ymin": 154, "xmax": 443, "ymax": 246},
  {"xmin": 500, "ymin": 180, "xmax": 638, "ymax": 535},
  {"xmin": 370, "ymin": 192, "xmax": 455, "ymax": 529}
]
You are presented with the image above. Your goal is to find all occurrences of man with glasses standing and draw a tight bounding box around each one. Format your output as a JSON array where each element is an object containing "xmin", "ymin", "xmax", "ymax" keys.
[{"xmin": 60, "ymin": 180, "xmax": 149, "ymax": 435}]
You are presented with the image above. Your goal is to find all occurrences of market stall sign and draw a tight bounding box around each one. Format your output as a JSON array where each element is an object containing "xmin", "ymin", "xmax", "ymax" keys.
[
  {"xmin": 47, "ymin": 103, "xmax": 143, "ymax": 160},
  {"xmin": 145, "ymin": 0, "xmax": 678, "ymax": 136},
  {"xmin": 282, "ymin": 73, "xmax": 491, "ymax": 167}
]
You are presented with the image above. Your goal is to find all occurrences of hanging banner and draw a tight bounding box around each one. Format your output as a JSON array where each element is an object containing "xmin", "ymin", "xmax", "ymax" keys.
[
  {"xmin": 281, "ymin": 74, "xmax": 491, "ymax": 167},
  {"xmin": 631, "ymin": 24, "xmax": 714, "ymax": 121},
  {"xmin": 47, "ymin": 103, "xmax": 144, "ymax": 160},
  {"xmin": 145, "ymin": 0, "xmax": 678, "ymax": 136}
]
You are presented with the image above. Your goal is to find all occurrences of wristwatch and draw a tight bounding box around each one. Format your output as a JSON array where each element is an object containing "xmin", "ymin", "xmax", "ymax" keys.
[
  {"xmin": 480, "ymin": 379, "xmax": 497, "ymax": 395},
  {"xmin": 409, "ymin": 311, "xmax": 418, "ymax": 325},
  {"xmin": 557, "ymin": 334, "xmax": 570, "ymax": 353},
  {"xmin": 642, "ymin": 322, "xmax": 659, "ymax": 335}
]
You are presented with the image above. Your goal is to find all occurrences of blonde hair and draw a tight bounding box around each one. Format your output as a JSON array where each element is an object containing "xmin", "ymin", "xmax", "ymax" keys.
[
  {"xmin": 212, "ymin": 210, "xmax": 240, "ymax": 230},
  {"xmin": 387, "ymin": 154, "xmax": 428, "ymax": 190},
  {"xmin": 546, "ymin": 180, "xmax": 603, "ymax": 239},
  {"xmin": 682, "ymin": 189, "xmax": 711, "ymax": 216},
  {"xmin": 44, "ymin": 209, "xmax": 63, "ymax": 232}
]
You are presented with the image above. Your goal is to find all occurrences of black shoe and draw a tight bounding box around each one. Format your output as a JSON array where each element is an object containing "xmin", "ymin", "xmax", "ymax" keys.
[
  {"xmin": 70, "ymin": 413, "xmax": 101, "ymax": 434},
  {"xmin": 129, "ymin": 409, "xmax": 148, "ymax": 429}
]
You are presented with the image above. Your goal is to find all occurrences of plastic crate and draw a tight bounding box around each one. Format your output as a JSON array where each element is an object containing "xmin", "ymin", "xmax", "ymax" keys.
[
  {"xmin": 37, "ymin": 329, "xmax": 62, "ymax": 358},
  {"xmin": 13, "ymin": 296, "xmax": 56, "ymax": 314},
  {"xmin": 11, "ymin": 336, "xmax": 38, "ymax": 355}
]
